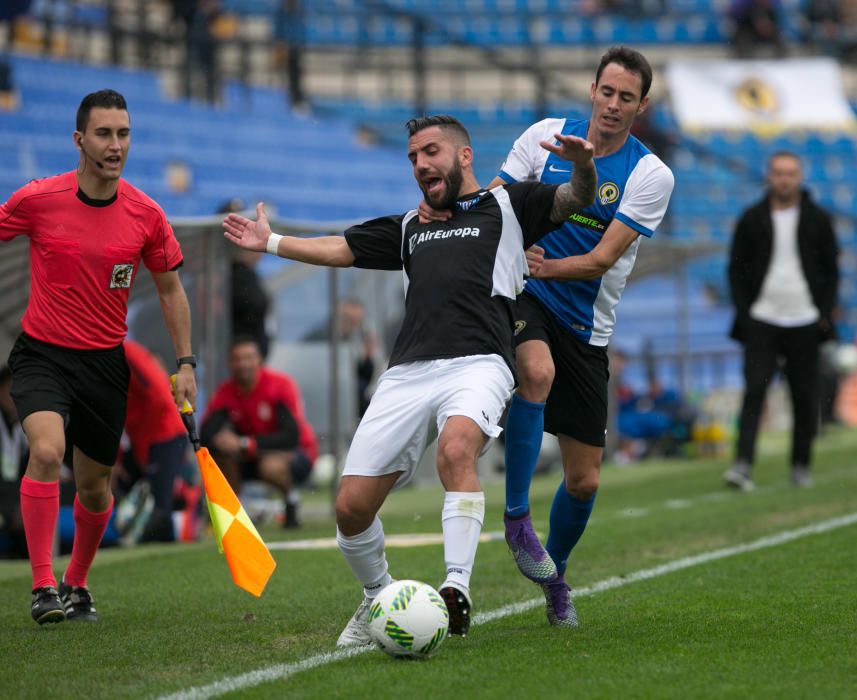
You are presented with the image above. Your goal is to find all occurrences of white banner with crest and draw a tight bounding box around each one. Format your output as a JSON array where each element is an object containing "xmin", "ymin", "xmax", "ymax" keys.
[{"xmin": 666, "ymin": 58, "xmax": 857, "ymax": 133}]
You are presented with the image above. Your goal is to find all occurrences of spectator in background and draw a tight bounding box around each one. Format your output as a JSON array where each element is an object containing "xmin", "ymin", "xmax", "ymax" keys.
[
  {"xmin": 0, "ymin": 0, "xmax": 31, "ymax": 111},
  {"xmin": 274, "ymin": 0, "xmax": 307, "ymax": 108},
  {"xmin": 201, "ymin": 336, "xmax": 318, "ymax": 527},
  {"xmin": 114, "ymin": 340, "xmax": 200, "ymax": 543},
  {"xmin": 0, "ymin": 365, "xmax": 26, "ymax": 481},
  {"xmin": 728, "ymin": 0, "xmax": 787, "ymax": 57},
  {"xmin": 0, "ymin": 365, "xmax": 27, "ymax": 557},
  {"xmin": 614, "ymin": 357, "xmax": 697, "ymax": 462},
  {"xmin": 0, "ymin": 51, "xmax": 15, "ymax": 111},
  {"xmin": 724, "ymin": 151, "xmax": 839, "ymax": 491},
  {"xmin": 803, "ymin": 0, "xmax": 857, "ymax": 61},
  {"xmin": 304, "ymin": 297, "xmax": 378, "ymax": 418},
  {"xmin": 0, "ymin": 1, "xmax": 30, "ymax": 46},
  {"xmin": 219, "ymin": 199, "xmax": 273, "ymax": 359},
  {"xmin": 170, "ymin": 0, "xmax": 222, "ymax": 103}
]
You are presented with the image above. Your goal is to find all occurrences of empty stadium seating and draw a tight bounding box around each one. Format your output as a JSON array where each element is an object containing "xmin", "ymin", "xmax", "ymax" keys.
[
  {"xmin": 221, "ymin": 0, "xmax": 807, "ymax": 47},
  {"xmin": 0, "ymin": 55, "xmax": 419, "ymax": 220}
]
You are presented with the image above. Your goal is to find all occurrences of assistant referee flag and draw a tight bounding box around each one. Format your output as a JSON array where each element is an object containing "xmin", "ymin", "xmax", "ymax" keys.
[
  {"xmin": 174, "ymin": 377, "xmax": 276, "ymax": 597},
  {"xmin": 197, "ymin": 446, "xmax": 277, "ymax": 597}
]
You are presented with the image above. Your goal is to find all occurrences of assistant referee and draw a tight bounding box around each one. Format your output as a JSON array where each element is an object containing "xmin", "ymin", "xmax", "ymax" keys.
[{"xmin": 0, "ymin": 89, "xmax": 197, "ymax": 625}]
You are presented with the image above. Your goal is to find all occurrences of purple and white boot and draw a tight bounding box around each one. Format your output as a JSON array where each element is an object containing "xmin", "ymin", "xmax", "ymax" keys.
[
  {"xmin": 503, "ymin": 512, "xmax": 558, "ymax": 584},
  {"xmin": 542, "ymin": 578, "xmax": 578, "ymax": 628}
]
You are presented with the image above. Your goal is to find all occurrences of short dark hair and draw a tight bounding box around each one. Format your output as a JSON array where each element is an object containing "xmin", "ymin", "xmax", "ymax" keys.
[
  {"xmin": 595, "ymin": 46, "xmax": 653, "ymax": 100},
  {"xmin": 768, "ymin": 150, "xmax": 802, "ymax": 169},
  {"xmin": 405, "ymin": 115, "xmax": 471, "ymax": 146},
  {"xmin": 76, "ymin": 89, "xmax": 128, "ymax": 132},
  {"xmin": 230, "ymin": 335, "xmax": 262, "ymax": 353}
]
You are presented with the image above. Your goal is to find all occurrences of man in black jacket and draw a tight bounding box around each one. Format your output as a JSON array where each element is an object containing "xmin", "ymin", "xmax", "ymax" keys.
[{"xmin": 724, "ymin": 151, "xmax": 839, "ymax": 490}]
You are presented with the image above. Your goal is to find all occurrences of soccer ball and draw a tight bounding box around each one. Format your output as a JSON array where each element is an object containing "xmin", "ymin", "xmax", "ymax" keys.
[{"xmin": 367, "ymin": 580, "xmax": 449, "ymax": 659}]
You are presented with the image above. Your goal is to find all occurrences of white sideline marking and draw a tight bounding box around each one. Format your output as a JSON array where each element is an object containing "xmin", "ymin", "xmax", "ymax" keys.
[
  {"xmin": 268, "ymin": 531, "xmax": 505, "ymax": 551},
  {"xmin": 664, "ymin": 499, "xmax": 693, "ymax": 509},
  {"xmin": 615, "ymin": 508, "xmax": 650, "ymax": 519},
  {"xmin": 158, "ymin": 645, "xmax": 373, "ymax": 700},
  {"xmin": 156, "ymin": 511, "xmax": 857, "ymax": 700}
]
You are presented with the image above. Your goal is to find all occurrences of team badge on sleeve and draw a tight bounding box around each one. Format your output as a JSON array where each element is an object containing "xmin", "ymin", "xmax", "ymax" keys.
[{"xmin": 110, "ymin": 264, "xmax": 134, "ymax": 289}]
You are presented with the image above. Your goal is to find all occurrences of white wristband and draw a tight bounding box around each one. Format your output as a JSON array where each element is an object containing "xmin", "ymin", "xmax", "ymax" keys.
[{"xmin": 266, "ymin": 233, "xmax": 283, "ymax": 255}]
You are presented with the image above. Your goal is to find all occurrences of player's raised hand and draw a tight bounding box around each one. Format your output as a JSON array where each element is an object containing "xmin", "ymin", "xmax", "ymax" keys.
[
  {"xmin": 418, "ymin": 198, "xmax": 453, "ymax": 224},
  {"xmin": 223, "ymin": 202, "xmax": 272, "ymax": 252},
  {"xmin": 539, "ymin": 134, "xmax": 595, "ymax": 167}
]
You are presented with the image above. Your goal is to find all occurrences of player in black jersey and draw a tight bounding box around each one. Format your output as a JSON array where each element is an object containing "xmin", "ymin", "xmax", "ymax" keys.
[{"xmin": 222, "ymin": 115, "xmax": 597, "ymax": 643}]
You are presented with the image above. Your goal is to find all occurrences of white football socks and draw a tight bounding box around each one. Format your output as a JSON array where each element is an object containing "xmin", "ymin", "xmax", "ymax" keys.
[
  {"xmin": 336, "ymin": 516, "xmax": 392, "ymax": 599},
  {"xmin": 440, "ymin": 491, "xmax": 485, "ymax": 594}
]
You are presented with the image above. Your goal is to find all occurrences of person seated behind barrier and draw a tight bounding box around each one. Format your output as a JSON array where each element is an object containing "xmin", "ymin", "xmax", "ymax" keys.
[
  {"xmin": 201, "ymin": 336, "xmax": 319, "ymax": 527},
  {"xmin": 113, "ymin": 340, "xmax": 201, "ymax": 543},
  {"xmin": 0, "ymin": 365, "xmax": 28, "ymax": 557},
  {"xmin": 613, "ymin": 352, "xmax": 697, "ymax": 461}
]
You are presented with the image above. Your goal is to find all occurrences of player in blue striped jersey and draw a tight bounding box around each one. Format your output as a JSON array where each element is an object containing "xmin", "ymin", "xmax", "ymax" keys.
[{"xmin": 496, "ymin": 47, "xmax": 675, "ymax": 627}]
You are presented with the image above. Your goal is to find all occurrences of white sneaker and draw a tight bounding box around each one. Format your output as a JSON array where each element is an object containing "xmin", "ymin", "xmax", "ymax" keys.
[
  {"xmin": 791, "ymin": 466, "xmax": 813, "ymax": 488},
  {"xmin": 336, "ymin": 596, "xmax": 373, "ymax": 647},
  {"xmin": 723, "ymin": 464, "xmax": 755, "ymax": 492}
]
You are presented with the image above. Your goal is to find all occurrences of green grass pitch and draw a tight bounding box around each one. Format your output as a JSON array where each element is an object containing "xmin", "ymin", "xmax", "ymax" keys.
[{"xmin": 1, "ymin": 428, "xmax": 855, "ymax": 699}]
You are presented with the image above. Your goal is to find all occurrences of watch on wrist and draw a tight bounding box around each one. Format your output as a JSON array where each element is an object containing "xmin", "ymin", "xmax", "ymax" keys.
[{"xmin": 176, "ymin": 355, "xmax": 197, "ymax": 369}]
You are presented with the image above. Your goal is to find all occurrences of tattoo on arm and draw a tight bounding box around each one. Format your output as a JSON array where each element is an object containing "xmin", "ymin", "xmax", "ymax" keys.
[{"xmin": 551, "ymin": 160, "xmax": 597, "ymax": 223}]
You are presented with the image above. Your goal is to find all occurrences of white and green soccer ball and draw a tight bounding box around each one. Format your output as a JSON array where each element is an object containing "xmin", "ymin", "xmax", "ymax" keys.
[{"xmin": 367, "ymin": 580, "xmax": 449, "ymax": 659}]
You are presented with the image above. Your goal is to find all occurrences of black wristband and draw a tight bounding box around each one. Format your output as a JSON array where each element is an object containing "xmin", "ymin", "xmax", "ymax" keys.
[{"xmin": 177, "ymin": 355, "xmax": 197, "ymax": 369}]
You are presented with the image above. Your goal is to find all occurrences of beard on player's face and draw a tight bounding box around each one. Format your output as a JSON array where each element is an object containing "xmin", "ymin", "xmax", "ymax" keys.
[{"xmin": 420, "ymin": 157, "xmax": 464, "ymax": 212}]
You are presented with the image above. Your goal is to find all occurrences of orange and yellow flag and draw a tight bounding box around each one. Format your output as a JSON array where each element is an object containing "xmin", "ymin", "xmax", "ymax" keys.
[
  {"xmin": 194, "ymin": 447, "xmax": 277, "ymax": 597},
  {"xmin": 172, "ymin": 375, "xmax": 276, "ymax": 596}
]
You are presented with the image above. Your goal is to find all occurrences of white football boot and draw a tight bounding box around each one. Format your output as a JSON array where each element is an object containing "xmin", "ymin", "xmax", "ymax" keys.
[{"xmin": 336, "ymin": 596, "xmax": 373, "ymax": 647}]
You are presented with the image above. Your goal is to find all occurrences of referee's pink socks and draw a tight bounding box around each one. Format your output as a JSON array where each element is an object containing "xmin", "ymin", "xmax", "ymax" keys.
[
  {"xmin": 20, "ymin": 476, "xmax": 60, "ymax": 590},
  {"xmin": 64, "ymin": 494, "xmax": 113, "ymax": 588}
]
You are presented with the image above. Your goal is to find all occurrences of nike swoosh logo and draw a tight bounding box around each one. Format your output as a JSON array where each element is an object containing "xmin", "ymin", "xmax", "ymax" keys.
[{"xmin": 548, "ymin": 164, "xmax": 571, "ymax": 173}]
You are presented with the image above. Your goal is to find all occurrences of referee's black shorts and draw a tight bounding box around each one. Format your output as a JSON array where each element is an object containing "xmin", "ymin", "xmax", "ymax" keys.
[
  {"xmin": 514, "ymin": 292, "xmax": 609, "ymax": 447},
  {"xmin": 8, "ymin": 333, "xmax": 130, "ymax": 466}
]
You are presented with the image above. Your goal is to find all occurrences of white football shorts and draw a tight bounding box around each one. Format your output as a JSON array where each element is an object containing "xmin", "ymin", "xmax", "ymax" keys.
[{"xmin": 341, "ymin": 354, "xmax": 514, "ymax": 488}]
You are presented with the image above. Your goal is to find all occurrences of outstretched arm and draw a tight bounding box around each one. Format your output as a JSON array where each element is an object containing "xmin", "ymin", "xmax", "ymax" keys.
[
  {"xmin": 541, "ymin": 133, "xmax": 597, "ymax": 223},
  {"xmin": 223, "ymin": 202, "xmax": 355, "ymax": 268}
]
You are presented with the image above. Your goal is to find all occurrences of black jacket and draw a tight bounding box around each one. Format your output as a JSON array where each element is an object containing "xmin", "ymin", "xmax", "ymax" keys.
[
  {"xmin": 231, "ymin": 261, "xmax": 271, "ymax": 358},
  {"xmin": 728, "ymin": 190, "xmax": 839, "ymax": 343}
]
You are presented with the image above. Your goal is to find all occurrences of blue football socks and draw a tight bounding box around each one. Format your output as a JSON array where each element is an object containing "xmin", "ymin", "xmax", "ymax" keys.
[
  {"xmin": 504, "ymin": 394, "xmax": 546, "ymax": 518},
  {"xmin": 545, "ymin": 484, "xmax": 596, "ymax": 578}
]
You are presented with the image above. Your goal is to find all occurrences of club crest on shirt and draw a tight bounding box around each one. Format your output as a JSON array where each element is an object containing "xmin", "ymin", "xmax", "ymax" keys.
[
  {"xmin": 110, "ymin": 264, "xmax": 134, "ymax": 289},
  {"xmin": 514, "ymin": 320, "xmax": 527, "ymax": 336},
  {"xmin": 598, "ymin": 182, "xmax": 620, "ymax": 205}
]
